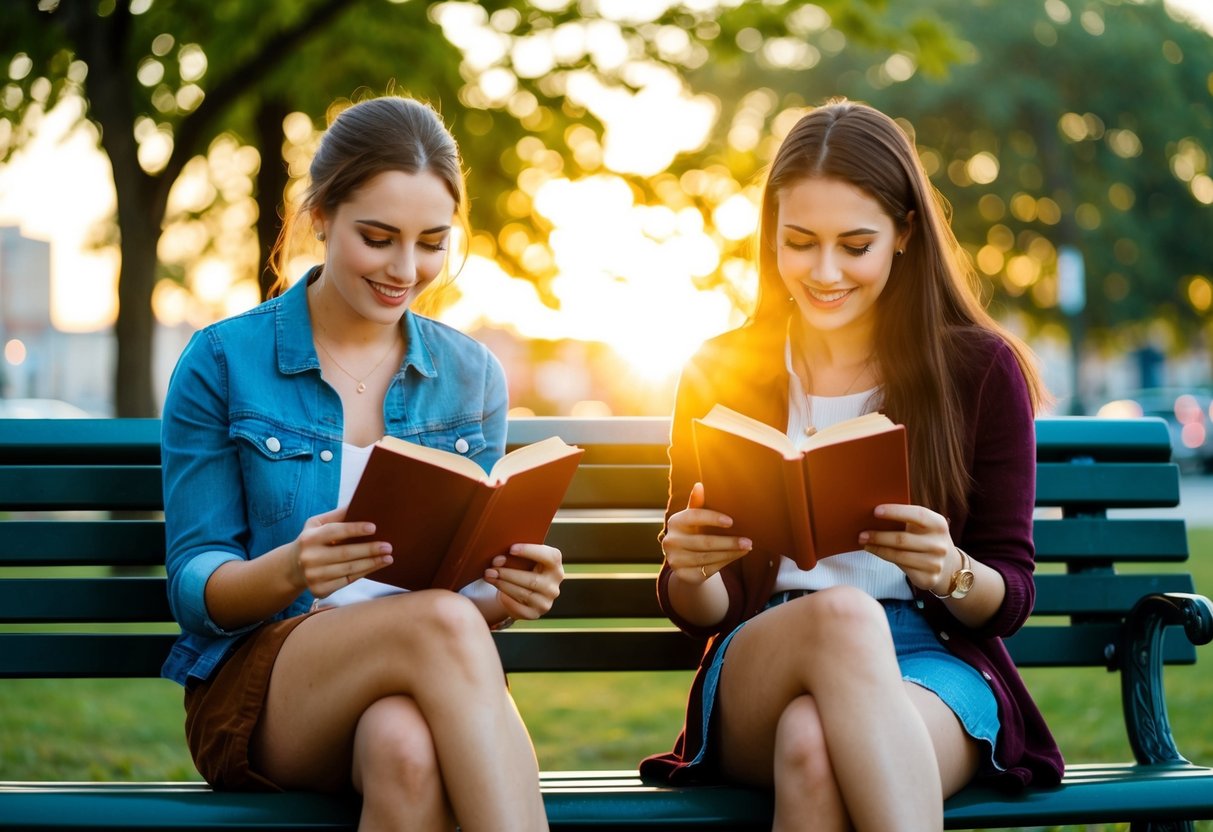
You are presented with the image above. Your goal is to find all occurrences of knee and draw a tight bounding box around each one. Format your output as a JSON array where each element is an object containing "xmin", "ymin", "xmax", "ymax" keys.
[
  {"xmin": 400, "ymin": 589, "xmax": 490, "ymax": 654},
  {"xmin": 774, "ymin": 695, "xmax": 836, "ymax": 792},
  {"xmin": 354, "ymin": 697, "xmax": 443, "ymax": 798},
  {"xmin": 798, "ymin": 586, "xmax": 890, "ymax": 657}
]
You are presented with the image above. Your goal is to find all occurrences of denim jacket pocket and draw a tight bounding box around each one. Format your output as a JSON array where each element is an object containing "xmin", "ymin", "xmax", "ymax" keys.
[
  {"xmin": 410, "ymin": 418, "xmax": 489, "ymax": 465},
  {"xmin": 230, "ymin": 418, "xmax": 315, "ymax": 525}
]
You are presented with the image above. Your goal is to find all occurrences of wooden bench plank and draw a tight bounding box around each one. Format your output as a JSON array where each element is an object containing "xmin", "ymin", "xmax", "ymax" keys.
[
  {"xmin": 1032, "ymin": 517, "xmax": 1190, "ymax": 562},
  {"xmin": 0, "ymin": 521, "xmax": 166, "ymax": 566},
  {"xmin": 1035, "ymin": 462, "xmax": 1181, "ymax": 509},
  {"xmin": 0, "ymin": 467, "xmax": 163, "ymax": 511}
]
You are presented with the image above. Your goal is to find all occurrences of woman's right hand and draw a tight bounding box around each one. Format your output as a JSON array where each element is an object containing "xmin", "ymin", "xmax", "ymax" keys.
[
  {"xmin": 289, "ymin": 507, "xmax": 395, "ymax": 599},
  {"xmin": 661, "ymin": 482, "xmax": 752, "ymax": 586}
]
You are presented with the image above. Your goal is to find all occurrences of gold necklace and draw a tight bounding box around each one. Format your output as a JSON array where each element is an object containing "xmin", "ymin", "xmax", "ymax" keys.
[{"xmin": 314, "ymin": 325, "xmax": 400, "ymax": 394}]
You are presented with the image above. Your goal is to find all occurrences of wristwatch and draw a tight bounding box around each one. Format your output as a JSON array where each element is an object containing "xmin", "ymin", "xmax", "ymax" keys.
[{"xmin": 933, "ymin": 547, "xmax": 975, "ymax": 599}]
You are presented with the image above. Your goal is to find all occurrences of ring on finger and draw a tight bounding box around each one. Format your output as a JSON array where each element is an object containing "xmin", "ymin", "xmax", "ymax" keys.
[{"xmin": 700, "ymin": 565, "xmax": 708, "ymax": 579}]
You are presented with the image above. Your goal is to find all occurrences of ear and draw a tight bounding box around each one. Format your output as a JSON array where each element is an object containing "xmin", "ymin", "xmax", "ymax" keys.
[
  {"xmin": 897, "ymin": 209, "xmax": 916, "ymax": 252},
  {"xmin": 310, "ymin": 209, "xmax": 329, "ymax": 242}
]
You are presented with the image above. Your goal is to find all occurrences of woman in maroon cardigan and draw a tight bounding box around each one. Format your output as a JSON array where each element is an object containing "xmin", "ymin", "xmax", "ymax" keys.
[{"xmin": 640, "ymin": 100, "xmax": 1064, "ymax": 830}]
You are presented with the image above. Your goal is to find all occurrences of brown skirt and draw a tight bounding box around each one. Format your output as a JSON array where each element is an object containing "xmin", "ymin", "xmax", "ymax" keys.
[{"xmin": 183, "ymin": 613, "xmax": 318, "ymax": 791}]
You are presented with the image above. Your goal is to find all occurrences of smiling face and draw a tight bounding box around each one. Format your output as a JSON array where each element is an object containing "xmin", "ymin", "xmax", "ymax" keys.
[
  {"xmin": 776, "ymin": 176, "xmax": 908, "ymax": 341},
  {"xmin": 313, "ymin": 169, "xmax": 457, "ymax": 327}
]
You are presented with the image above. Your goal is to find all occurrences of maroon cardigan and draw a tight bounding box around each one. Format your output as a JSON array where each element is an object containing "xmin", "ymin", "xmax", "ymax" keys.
[{"xmin": 639, "ymin": 323, "xmax": 1064, "ymax": 791}]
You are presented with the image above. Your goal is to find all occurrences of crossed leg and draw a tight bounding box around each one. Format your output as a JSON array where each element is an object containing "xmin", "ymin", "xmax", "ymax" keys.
[
  {"xmin": 251, "ymin": 589, "xmax": 547, "ymax": 832},
  {"xmin": 716, "ymin": 586, "xmax": 979, "ymax": 832}
]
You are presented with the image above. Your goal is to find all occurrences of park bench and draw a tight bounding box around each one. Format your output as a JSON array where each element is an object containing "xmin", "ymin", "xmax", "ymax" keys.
[{"xmin": 1, "ymin": 414, "xmax": 1211, "ymax": 831}]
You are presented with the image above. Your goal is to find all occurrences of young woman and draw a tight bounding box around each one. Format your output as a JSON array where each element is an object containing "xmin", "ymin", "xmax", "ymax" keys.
[
  {"xmin": 640, "ymin": 100, "xmax": 1064, "ymax": 830},
  {"xmin": 161, "ymin": 95, "xmax": 557, "ymax": 832}
]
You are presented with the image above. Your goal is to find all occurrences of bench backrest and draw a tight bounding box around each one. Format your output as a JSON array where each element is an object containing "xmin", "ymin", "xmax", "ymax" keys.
[{"xmin": 0, "ymin": 416, "xmax": 1195, "ymax": 678}]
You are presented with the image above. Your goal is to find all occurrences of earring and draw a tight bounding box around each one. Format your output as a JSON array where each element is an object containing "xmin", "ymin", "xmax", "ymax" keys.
[
  {"xmin": 316, "ymin": 231, "xmax": 326, "ymax": 242},
  {"xmin": 895, "ymin": 248, "xmax": 904, "ymax": 256}
]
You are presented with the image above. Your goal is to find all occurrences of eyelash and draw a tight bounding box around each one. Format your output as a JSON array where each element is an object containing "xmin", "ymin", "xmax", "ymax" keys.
[
  {"xmin": 784, "ymin": 241, "xmax": 873, "ymax": 257},
  {"xmin": 360, "ymin": 235, "xmax": 447, "ymax": 252}
]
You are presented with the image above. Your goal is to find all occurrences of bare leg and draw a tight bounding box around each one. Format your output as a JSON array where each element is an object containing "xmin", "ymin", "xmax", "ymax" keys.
[
  {"xmin": 352, "ymin": 695, "xmax": 454, "ymax": 832},
  {"xmin": 717, "ymin": 586, "xmax": 943, "ymax": 832},
  {"xmin": 771, "ymin": 695, "xmax": 850, "ymax": 832},
  {"xmin": 251, "ymin": 590, "xmax": 547, "ymax": 832}
]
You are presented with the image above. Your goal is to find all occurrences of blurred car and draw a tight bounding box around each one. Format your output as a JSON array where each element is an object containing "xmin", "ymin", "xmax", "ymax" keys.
[
  {"xmin": 0, "ymin": 397, "xmax": 97, "ymax": 418},
  {"xmin": 1096, "ymin": 387, "xmax": 1213, "ymax": 474}
]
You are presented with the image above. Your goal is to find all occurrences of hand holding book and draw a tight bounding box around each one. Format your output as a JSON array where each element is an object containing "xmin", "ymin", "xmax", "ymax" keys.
[
  {"xmin": 692, "ymin": 404, "xmax": 911, "ymax": 570},
  {"xmin": 344, "ymin": 434, "xmax": 584, "ymax": 592}
]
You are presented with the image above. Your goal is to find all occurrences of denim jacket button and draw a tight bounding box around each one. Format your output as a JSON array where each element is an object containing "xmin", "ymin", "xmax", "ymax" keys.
[
  {"xmin": 454, "ymin": 437, "xmax": 470, "ymax": 454},
  {"xmin": 265, "ymin": 437, "xmax": 281, "ymax": 453},
  {"xmin": 319, "ymin": 449, "xmax": 334, "ymax": 462}
]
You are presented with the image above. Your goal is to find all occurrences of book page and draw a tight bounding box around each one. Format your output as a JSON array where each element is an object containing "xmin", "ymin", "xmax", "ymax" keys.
[
  {"xmin": 699, "ymin": 404, "xmax": 798, "ymax": 459},
  {"xmin": 376, "ymin": 434, "xmax": 487, "ymax": 481},
  {"xmin": 803, "ymin": 412, "xmax": 896, "ymax": 450},
  {"xmin": 488, "ymin": 435, "xmax": 582, "ymax": 484}
]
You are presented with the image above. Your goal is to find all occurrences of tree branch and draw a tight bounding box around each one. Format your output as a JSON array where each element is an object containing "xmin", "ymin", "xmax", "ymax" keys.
[{"xmin": 156, "ymin": 0, "xmax": 359, "ymax": 204}]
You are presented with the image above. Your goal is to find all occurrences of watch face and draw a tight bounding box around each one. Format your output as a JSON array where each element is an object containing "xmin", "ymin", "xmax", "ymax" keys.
[{"xmin": 953, "ymin": 570, "xmax": 975, "ymax": 598}]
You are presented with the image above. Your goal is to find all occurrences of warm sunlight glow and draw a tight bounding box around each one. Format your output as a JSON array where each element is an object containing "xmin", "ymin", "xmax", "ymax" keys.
[{"xmin": 439, "ymin": 172, "xmax": 739, "ymax": 381}]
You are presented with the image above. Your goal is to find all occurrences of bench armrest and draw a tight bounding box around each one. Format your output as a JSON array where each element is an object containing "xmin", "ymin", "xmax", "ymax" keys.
[{"xmin": 1118, "ymin": 591, "xmax": 1213, "ymax": 765}]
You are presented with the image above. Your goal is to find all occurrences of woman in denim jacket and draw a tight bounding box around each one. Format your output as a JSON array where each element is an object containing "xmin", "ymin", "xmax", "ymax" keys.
[{"xmin": 161, "ymin": 95, "xmax": 557, "ymax": 831}]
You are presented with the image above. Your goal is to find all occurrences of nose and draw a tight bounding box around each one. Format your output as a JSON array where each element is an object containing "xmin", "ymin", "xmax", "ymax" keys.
[
  {"xmin": 812, "ymin": 248, "xmax": 843, "ymax": 285},
  {"xmin": 386, "ymin": 245, "xmax": 417, "ymax": 285}
]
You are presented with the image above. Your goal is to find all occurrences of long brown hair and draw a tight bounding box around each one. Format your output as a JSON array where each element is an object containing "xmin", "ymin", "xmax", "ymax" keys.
[
  {"xmin": 752, "ymin": 100, "xmax": 1048, "ymax": 515},
  {"xmin": 268, "ymin": 94, "xmax": 469, "ymax": 300}
]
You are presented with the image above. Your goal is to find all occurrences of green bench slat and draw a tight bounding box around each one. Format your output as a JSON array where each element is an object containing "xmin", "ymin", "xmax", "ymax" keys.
[
  {"xmin": 0, "ymin": 467, "xmax": 163, "ymax": 510},
  {"xmin": 2, "ymin": 762, "xmax": 1211, "ymax": 831},
  {"xmin": 0, "ymin": 521, "xmax": 166, "ymax": 566},
  {"xmin": 1032, "ymin": 573, "xmax": 1194, "ymax": 616},
  {"xmin": 6, "ymin": 573, "xmax": 1190, "ymax": 626},
  {"xmin": 0, "ymin": 630, "xmax": 705, "ymax": 677},
  {"xmin": 564, "ymin": 466, "xmax": 669, "ymax": 509},
  {"xmin": 1032, "ymin": 517, "xmax": 1190, "ymax": 562},
  {"xmin": 1004, "ymin": 624, "xmax": 1197, "ymax": 666},
  {"xmin": 0, "ymin": 578, "xmax": 170, "ymax": 623},
  {"xmin": 0, "ymin": 621, "xmax": 1197, "ymax": 678},
  {"xmin": 1035, "ymin": 462, "xmax": 1180, "ymax": 509},
  {"xmin": 1034, "ymin": 417, "xmax": 1173, "ymax": 462},
  {"xmin": 0, "ymin": 634, "xmax": 176, "ymax": 678},
  {"xmin": 545, "ymin": 516, "xmax": 663, "ymax": 564},
  {"xmin": 0, "ymin": 418, "xmax": 161, "ymax": 464}
]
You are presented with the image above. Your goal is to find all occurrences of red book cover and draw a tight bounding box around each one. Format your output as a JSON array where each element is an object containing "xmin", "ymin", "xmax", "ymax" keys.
[{"xmin": 346, "ymin": 435, "xmax": 584, "ymax": 591}]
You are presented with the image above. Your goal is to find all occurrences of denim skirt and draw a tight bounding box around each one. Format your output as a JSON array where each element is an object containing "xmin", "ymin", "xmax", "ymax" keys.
[{"xmin": 689, "ymin": 590, "xmax": 1003, "ymax": 775}]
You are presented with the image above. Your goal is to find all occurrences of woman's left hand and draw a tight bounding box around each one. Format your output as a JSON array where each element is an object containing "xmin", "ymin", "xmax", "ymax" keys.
[
  {"xmin": 484, "ymin": 543, "xmax": 564, "ymax": 620},
  {"xmin": 859, "ymin": 504, "xmax": 957, "ymax": 595}
]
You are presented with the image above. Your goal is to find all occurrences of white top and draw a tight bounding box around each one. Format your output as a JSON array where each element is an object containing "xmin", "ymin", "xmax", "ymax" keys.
[
  {"xmin": 773, "ymin": 337, "xmax": 912, "ymax": 600},
  {"xmin": 312, "ymin": 442, "xmax": 496, "ymax": 609}
]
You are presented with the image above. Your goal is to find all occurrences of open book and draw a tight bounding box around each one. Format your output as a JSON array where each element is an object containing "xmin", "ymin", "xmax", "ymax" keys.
[
  {"xmin": 346, "ymin": 434, "xmax": 584, "ymax": 591},
  {"xmin": 692, "ymin": 404, "xmax": 910, "ymax": 570}
]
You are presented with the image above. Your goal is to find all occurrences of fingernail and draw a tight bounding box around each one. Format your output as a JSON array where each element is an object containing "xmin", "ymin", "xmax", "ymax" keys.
[
  {"xmin": 363, "ymin": 523, "xmax": 376, "ymax": 535},
  {"xmin": 484, "ymin": 569, "xmax": 499, "ymax": 580},
  {"xmin": 381, "ymin": 555, "xmax": 393, "ymax": 565},
  {"xmin": 873, "ymin": 506, "xmax": 885, "ymax": 517},
  {"xmin": 378, "ymin": 543, "xmax": 393, "ymax": 554},
  {"xmin": 719, "ymin": 516, "xmax": 733, "ymax": 527},
  {"xmin": 858, "ymin": 532, "xmax": 869, "ymax": 544},
  {"xmin": 740, "ymin": 538, "xmax": 752, "ymax": 550}
]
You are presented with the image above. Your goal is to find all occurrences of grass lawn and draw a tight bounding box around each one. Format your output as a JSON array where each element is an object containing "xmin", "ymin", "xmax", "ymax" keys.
[{"xmin": 2, "ymin": 529, "xmax": 1211, "ymax": 832}]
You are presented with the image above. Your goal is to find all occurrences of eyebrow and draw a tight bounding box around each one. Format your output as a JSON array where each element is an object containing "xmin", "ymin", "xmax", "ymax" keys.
[
  {"xmin": 355, "ymin": 219, "xmax": 451, "ymax": 235},
  {"xmin": 783, "ymin": 224, "xmax": 880, "ymax": 237}
]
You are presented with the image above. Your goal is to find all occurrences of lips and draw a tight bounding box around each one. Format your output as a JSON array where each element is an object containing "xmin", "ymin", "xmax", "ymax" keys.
[
  {"xmin": 800, "ymin": 284, "xmax": 856, "ymax": 304},
  {"xmin": 367, "ymin": 279, "xmax": 409, "ymax": 299}
]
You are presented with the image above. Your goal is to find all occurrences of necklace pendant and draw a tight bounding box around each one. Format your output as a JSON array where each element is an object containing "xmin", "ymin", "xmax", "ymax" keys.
[{"xmin": 356, "ymin": 382, "xmax": 367, "ymax": 394}]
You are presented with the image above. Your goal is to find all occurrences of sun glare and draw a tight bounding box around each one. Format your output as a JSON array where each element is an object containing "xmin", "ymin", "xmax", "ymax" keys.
[{"xmin": 439, "ymin": 173, "xmax": 741, "ymax": 381}]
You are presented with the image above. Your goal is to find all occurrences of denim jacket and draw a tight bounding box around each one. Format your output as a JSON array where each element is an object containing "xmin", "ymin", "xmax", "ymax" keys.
[{"xmin": 160, "ymin": 273, "xmax": 508, "ymax": 685}]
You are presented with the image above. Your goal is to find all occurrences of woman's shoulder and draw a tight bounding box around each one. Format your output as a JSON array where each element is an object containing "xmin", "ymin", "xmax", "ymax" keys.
[{"xmin": 408, "ymin": 313, "xmax": 504, "ymax": 374}]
